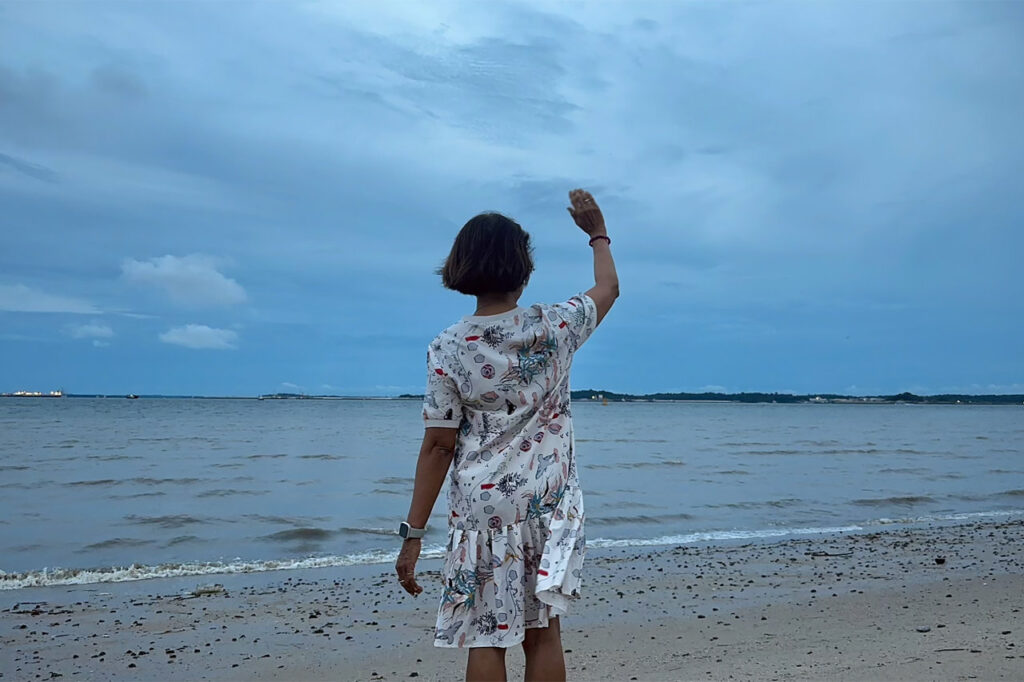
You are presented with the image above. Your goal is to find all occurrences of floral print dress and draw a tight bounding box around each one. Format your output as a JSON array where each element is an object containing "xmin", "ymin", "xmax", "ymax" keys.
[{"xmin": 423, "ymin": 294, "xmax": 598, "ymax": 648}]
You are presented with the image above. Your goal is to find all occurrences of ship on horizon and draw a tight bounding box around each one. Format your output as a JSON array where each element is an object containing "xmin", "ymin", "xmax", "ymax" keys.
[{"xmin": 1, "ymin": 389, "xmax": 64, "ymax": 398}]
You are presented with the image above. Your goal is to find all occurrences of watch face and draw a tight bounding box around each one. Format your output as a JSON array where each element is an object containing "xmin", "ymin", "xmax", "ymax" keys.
[{"xmin": 398, "ymin": 522, "xmax": 409, "ymax": 538}]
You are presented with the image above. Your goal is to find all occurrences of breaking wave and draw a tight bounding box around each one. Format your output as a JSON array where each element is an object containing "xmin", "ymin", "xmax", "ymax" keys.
[{"xmin": 3, "ymin": 510, "xmax": 1021, "ymax": 591}]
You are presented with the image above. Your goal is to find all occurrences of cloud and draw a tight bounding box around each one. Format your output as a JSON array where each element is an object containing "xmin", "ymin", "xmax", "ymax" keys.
[
  {"xmin": 122, "ymin": 255, "xmax": 247, "ymax": 307},
  {"xmin": 0, "ymin": 2, "xmax": 1021, "ymax": 395},
  {"xmin": 91, "ymin": 63, "xmax": 148, "ymax": 99},
  {"xmin": 68, "ymin": 322, "xmax": 114, "ymax": 339},
  {"xmin": 0, "ymin": 152, "xmax": 59, "ymax": 183},
  {"xmin": 159, "ymin": 324, "xmax": 238, "ymax": 350},
  {"xmin": 0, "ymin": 284, "xmax": 100, "ymax": 314}
]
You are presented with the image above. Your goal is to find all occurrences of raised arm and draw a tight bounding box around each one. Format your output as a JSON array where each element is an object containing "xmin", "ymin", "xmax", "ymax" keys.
[{"xmin": 568, "ymin": 188, "xmax": 619, "ymax": 325}]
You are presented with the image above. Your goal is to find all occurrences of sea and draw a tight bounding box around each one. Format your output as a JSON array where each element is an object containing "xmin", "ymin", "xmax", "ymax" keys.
[{"xmin": 2, "ymin": 398, "xmax": 1022, "ymax": 590}]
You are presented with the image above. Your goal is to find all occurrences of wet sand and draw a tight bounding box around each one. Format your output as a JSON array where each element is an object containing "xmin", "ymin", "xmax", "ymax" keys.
[{"xmin": 2, "ymin": 519, "xmax": 1021, "ymax": 681}]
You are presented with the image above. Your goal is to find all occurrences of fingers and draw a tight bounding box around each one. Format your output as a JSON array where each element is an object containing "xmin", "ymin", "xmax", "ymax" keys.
[
  {"xmin": 395, "ymin": 561, "xmax": 422, "ymax": 597},
  {"xmin": 396, "ymin": 571, "xmax": 421, "ymax": 596},
  {"xmin": 568, "ymin": 189, "xmax": 599, "ymax": 225},
  {"xmin": 569, "ymin": 188, "xmax": 596, "ymax": 205},
  {"xmin": 397, "ymin": 573, "xmax": 417, "ymax": 593}
]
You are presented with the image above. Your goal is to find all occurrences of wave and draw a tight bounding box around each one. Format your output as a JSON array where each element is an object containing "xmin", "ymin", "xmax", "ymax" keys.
[
  {"xmin": 260, "ymin": 528, "xmax": 336, "ymax": 542},
  {"xmin": 108, "ymin": 491, "xmax": 166, "ymax": 500},
  {"xmin": 588, "ymin": 525, "xmax": 866, "ymax": 548},
  {"xmin": 241, "ymin": 453, "xmax": 288, "ymax": 460},
  {"xmin": 5, "ymin": 510, "xmax": 1023, "ymax": 591},
  {"xmin": 0, "ymin": 465, "xmax": 30, "ymax": 472},
  {"xmin": 868, "ymin": 509, "xmax": 1024, "ymax": 525},
  {"xmin": 851, "ymin": 495, "xmax": 935, "ymax": 507},
  {"xmin": 65, "ymin": 478, "xmax": 118, "ymax": 487},
  {"xmin": 195, "ymin": 489, "xmax": 269, "ymax": 498},
  {"xmin": 589, "ymin": 512, "xmax": 695, "ymax": 527},
  {"xmin": 339, "ymin": 527, "xmax": 400, "ymax": 537},
  {"xmin": 123, "ymin": 514, "xmax": 212, "ymax": 529},
  {"xmin": 166, "ymin": 535, "xmax": 204, "ymax": 546},
  {"xmin": 879, "ymin": 467, "xmax": 929, "ymax": 474},
  {"xmin": 81, "ymin": 538, "xmax": 154, "ymax": 551},
  {"xmin": 369, "ymin": 488, "xmax": 403, "ymax": 496},
  {"xmin": 587, "ymin": 460, "xmax": 687, "ymax": 470},
  {"xmin": 243, "ymin": 514, "xmax": 330, "ymax": 526},
  {"xmin": 297, "ymin": 454, "xmax": 348, "ymax": 461},
  {"xmin": 0, "ymin": 481, "xmax": 55, "ymax": 489},
  {"xmin": 998, "ymin": 489, "xmax": 1024, "ymax": 497},
  {"xmin": 65, "ymin": 477, "xmax": 205, "ymax": 488},
  {"xmin": 0, "ymin": 547, "xmax": 449, "ymax": 590},
  {"xmin": 742, "ymin": 448, "xmax": 926, "ymax": 456},
  {"xmin": 576, "ymin": 438, "xmax": 669, "ymax": 443},
  {"xmin": 705, "ymin": 498, "xmax": 803, "ymax": 510},
  {"xmin": 374, "ymin": 476, "xmax": 414, "ymax": 485},
  {"xmin": 601, "ymin": 500, "xmax": 660, "ymax": 511}
]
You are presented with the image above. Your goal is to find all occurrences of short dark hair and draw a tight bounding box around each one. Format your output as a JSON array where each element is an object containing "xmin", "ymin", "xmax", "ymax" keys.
[{"xmin": 439, "ymin": 212, "xmax": 534, "ymax": 296}]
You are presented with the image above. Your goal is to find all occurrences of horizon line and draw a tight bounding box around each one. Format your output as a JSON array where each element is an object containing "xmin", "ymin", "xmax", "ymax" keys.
[{"xmin": 3, "ymin": 389, "xmax": 1023, "ymax": 400}]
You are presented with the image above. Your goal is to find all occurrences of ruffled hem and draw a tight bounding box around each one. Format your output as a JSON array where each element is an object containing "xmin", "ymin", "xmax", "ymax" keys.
[{"xmin": 434, "ymin": 488, "xmax": 585, "ymax": 648}]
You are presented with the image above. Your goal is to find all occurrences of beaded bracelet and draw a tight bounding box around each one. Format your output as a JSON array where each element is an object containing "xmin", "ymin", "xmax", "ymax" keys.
[{"xmin": 588, "ymin": 235, "xmax": 611, "ymax": 246}]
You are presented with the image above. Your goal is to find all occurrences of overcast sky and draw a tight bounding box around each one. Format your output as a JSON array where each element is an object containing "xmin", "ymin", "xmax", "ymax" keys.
[{"xmin": 2, "ymin": 1, "xmax": 1022, "ymax": 396}]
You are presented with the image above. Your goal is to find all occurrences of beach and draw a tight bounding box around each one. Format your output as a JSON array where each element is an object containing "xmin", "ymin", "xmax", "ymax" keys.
[{"xmin": 3, "ymin": 518, "xmax": 1021, "ymax": 681}]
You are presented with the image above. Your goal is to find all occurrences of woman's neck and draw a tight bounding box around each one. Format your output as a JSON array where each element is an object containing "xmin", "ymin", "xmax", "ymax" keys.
[{"xmin": 474, "ymin": 292, "xmax": 521, "ymax": 316}]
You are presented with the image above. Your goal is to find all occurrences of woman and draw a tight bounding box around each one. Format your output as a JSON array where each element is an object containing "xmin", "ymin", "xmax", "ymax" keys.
[{"xmin": 396, "ymin": 189, "xmax": 619, "ymax": 681}]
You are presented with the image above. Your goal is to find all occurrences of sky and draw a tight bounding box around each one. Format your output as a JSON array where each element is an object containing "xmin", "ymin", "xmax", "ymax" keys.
[{"xmin": 1, "ymin": 1, "xmax": 1022, "ymax": 397}]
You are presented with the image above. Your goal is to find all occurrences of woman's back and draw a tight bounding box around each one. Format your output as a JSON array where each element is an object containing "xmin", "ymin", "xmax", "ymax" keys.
[{"xmin": 424, "ymin": 295, "xmax": 597, "ymax": 535}]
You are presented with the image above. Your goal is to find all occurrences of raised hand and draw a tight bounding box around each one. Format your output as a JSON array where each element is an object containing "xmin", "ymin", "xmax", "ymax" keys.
[{"xmin": 567, "ymin": 189, "xmax": 606, "ymax": 237}]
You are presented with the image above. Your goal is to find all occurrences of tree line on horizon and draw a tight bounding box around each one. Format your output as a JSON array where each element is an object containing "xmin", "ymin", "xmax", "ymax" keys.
[
  {"xmin": 392, "ymin": 390, "xmax": 1022, "ymax": 405},
  {"xmin": 567, "ymin": 389, "xmax": 1023, "ymax": 405}
]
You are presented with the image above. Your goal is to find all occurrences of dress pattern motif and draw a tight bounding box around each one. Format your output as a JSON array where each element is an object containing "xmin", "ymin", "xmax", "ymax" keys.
[{"xmin": 422, "ymin": 294, "xmax": 598, "ymax": 648}]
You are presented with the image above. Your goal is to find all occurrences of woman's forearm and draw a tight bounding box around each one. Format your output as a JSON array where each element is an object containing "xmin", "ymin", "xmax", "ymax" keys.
[
  {"xmin": 591, "ymin": 239, "xmax": 619, "ymax": 293},
  {"xmin": 405, "ymin": 428, "xmax": 457, "ymax": 528},
  {"xmin": 586, "ymin": 237, "xmax": 619, "ymax": 324}
]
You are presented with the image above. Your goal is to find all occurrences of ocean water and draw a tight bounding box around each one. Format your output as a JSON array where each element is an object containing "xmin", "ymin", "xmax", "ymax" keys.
[{"xmin": 1, "ymin": 398, "xmax": 1022, "ymax": 589}]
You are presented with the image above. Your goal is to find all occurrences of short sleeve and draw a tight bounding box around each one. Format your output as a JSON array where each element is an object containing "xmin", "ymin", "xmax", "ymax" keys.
[
  {"xmin": 548, "ymin": 293, "xmax": 598, "ymax": 353},
  {"xmin": 422, "ymin": 344, "xmax": 463, "ymax": 429}
]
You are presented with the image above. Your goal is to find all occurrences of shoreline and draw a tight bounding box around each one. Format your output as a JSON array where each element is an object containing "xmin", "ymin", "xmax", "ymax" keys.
[
  {"xmin": 5, "ymin": 509, "xmax": 1023, "ymax": 591},
  {"xmin": 3, "ymin": 518, "xmax": 1021, "ymax": 680}
]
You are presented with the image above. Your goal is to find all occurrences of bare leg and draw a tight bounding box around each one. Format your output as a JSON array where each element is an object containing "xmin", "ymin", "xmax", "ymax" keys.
[
  {"xmin": 467, "ymin": 647, "xmax": 507, "ymax": 682},
  {"xmin": 522, "ymin": 617, "xmax": 566, "ymax": 682}
]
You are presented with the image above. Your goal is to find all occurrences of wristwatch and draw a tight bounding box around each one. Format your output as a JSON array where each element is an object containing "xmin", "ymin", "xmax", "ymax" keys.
[{"xmin": 398, "ymin": 522, "xmax": 427, "ymax": 540}]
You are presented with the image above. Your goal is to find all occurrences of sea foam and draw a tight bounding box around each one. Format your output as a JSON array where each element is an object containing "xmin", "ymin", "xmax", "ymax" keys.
[{"xmin": 6, "ymin": 510, "xmax": 1021, "ymax": 590}]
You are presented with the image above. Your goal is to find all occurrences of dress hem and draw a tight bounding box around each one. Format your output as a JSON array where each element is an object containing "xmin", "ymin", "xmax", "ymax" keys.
[{"xmin": 432, "ymin": 617, "xmax": 568, "ymax": 649}]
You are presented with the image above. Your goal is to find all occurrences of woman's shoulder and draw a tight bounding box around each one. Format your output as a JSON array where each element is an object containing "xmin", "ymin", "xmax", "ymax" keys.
[
  {"xmin": 429, "ymin": 319, "xmax": 469, "ymax": 349},
  {"xmin": 533, "ymin": 295, "xmax": 593, "ymax": 322}
]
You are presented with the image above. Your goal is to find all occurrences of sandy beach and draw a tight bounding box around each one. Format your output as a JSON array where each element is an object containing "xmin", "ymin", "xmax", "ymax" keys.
[{"xmin": 3, "ymin": 518, "xmax": 1021, "ymax": 681}]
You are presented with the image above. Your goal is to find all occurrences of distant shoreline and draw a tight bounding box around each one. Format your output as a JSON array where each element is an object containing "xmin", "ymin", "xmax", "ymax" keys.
[{"xmin": 3, "ymin": 390, "xmax": 1022, "ymax": 405}]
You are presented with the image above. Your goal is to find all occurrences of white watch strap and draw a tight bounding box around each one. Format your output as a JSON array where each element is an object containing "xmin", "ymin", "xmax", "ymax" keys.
[{"xmin": 400, "ymin": 522, "xmax": 427, "ymax": 539}]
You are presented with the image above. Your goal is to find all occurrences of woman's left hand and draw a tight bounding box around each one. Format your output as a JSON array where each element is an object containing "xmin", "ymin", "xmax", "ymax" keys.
[{"xmin": 395, "ymin": 539, "xmax": 423, "ymax": 596}]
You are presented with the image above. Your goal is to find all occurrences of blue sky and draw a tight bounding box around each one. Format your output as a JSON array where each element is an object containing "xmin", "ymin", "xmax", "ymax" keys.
[{"xmin": 1, "ymin": 1, "xmax": 1022, "ymax": 396}]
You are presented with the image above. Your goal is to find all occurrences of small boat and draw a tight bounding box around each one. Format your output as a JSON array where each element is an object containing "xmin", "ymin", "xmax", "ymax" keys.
[{"xmin": 126, "ymin": 394, "xmax": 139, "ymax": 399}]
